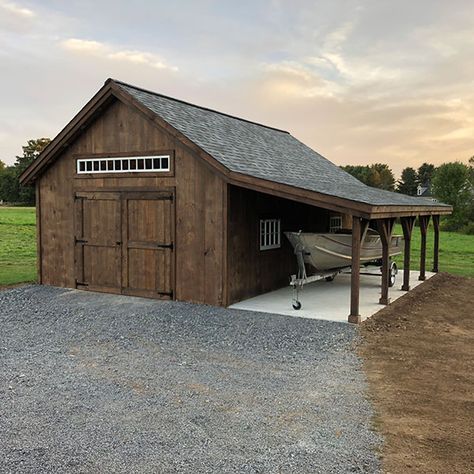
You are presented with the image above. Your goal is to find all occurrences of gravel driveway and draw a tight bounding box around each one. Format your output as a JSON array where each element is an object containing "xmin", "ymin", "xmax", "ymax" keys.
[{"xmin": 0, "ymin": 286, "xmax": 380, "ymax": 473}]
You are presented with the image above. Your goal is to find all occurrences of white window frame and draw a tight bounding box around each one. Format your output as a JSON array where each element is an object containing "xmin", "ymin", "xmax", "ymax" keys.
[
  {"xmin": 76, "ymin": 155, "xmax": 171, "ymax": 174},
  {"xmin": 329, "ymin": 216, "xmax": 342, "ymax": 233},
  {"xmin": 259, "ymin": 218, "xmax": 281, "ymax": 250}
]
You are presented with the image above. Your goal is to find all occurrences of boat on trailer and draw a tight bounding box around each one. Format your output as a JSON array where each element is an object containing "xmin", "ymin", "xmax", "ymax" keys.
[{"xmin": 285, "ymin": 229, "xmax": 403, "ymax": 310}]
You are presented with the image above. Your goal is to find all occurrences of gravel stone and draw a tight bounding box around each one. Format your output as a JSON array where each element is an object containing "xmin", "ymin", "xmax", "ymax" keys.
[{"xmin": 0, "ymin": 285, "xmax": 381, "ymax": 473}]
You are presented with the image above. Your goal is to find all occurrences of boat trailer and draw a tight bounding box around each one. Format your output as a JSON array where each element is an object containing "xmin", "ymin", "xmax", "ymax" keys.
[{"xmin": 289, "ymin": 247, "xmax": 398, "ymax": 310}]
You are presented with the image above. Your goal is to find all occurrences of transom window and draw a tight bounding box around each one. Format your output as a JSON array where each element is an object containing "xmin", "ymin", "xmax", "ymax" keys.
[
  {"xmin": 260, "ymin": 218, "xmax": 281, "ymax": 250},
  {"xmin": 329, "ymin": 216, "xmax": 342, "ymax": 233},
  {"xmin": 76, "ymin": 155, "xmax": 170, "ymax": 174}
]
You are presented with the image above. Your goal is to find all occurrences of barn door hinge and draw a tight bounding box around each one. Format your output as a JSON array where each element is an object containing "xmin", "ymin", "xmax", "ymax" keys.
[
  {"xmin": 75, "ymin": 279, "xmax": 88, "ymax": 287},
  {"xmin": 158, "ymin": 290, "xmax": 173, "ymax": 297},
  {"xmin": 156, "ymin": 243, "xmax": 173, "ymax": 250},
  {"xmin": 75, "ymin": 238, "xmax": 88, "ymax": 244}
]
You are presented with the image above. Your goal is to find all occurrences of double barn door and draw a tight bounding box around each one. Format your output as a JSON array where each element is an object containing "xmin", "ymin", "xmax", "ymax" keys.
[{"xmin": 74, "ymin": 190, "xmax": 174, "ymax": 299}]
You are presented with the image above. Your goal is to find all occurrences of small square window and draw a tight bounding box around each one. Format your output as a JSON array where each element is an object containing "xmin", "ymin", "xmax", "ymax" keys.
[
  {"xmin": 329, "ymin": 216, "xmax": 342, "ymax": 233},
  {"xmin": 145, "ymin": 158, "xmax": 153, "ymax": 170},
  {"xmin": 79, "ymin": 161, "xmax": 86, "ymax": 172},
  {"xmin": 161, "ymin": 157, "xmax": 169, "ymax": 170},
  {"xmin": 260, "ymin": 219, "xmax": 281, "ymax": 250},
  {"xmin": 122, "ymin": 160, "xmax": 129, "ymax": 171}
]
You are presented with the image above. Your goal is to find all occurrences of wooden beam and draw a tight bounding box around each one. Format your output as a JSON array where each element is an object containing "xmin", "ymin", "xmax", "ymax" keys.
[
  {"xmin": 432, "ymin": 215, "xmax": 440, "ymax": 273},
  {"xmin": 401, "ymin": 216, "xmax": 416, "ymax": 291},
  {"xmin": 377, "ymin": 218, "xmax": 395, "ymax": 305},
  {"xmin": 35, "ymin": 183, "xmax": 42, "ymax": 284},
  {"xmin": 349, "ymin": 216, "xmax": 363, "ymax": 323},
  {"xmin": 419, "ymin": 215, "xmax": 430, "ymax": 281}
]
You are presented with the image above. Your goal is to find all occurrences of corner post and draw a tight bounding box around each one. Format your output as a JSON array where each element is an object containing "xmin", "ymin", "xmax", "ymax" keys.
[
  {"xmin": 348, "ymin": 216, "xmax": 362, "ymax": 324},
  {"xmin": 377, "ymin": 218, "xmax": 395, "ymax": 305},
  {"xmin": 432, "ymin": 215, "xmax": 440, "ymax": 273},
  {"xmin": 400, "ymin": 216, "xmax": 416, "ymax": 291},
  {"xmin": 419, "ymin": 215, "xmax": 430, "ymax": 281}
]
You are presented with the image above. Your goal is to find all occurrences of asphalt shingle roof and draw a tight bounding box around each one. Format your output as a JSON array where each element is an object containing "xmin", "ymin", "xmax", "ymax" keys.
[{"xmin": 116, "ymin": 81, "xmax": 448, "ymax": 208}]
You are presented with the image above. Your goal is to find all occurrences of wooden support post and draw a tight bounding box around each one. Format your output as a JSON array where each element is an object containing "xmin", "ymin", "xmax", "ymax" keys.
[
  {"xmin": 432, "ymin": 215, "xmax": 440, "ymax": 273},
  {"xmin": 400, "ymin": 216, "xmax": 416, "ymax": 291},
  {"xmin": 377, "ymin": 218, "xmax": 395, "ymax": 305},
  {"xmin": 348, "ymin": 216, "xmax": 362, "ymax": 324},
  {"xmin": 419, "ymin": 215, "xmax": 430, "ymax": 281}
]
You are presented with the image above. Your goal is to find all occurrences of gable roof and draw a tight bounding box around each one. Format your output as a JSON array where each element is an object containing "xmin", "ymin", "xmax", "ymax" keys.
[{"xmin": 21, "ymin": 78, "xmax": 451, "ymax": 218}]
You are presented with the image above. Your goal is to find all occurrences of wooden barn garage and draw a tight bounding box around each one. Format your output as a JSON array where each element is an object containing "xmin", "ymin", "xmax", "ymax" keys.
[{"xmin": 20, "ymin": 79, "xmax": 451, "ymax": 322}]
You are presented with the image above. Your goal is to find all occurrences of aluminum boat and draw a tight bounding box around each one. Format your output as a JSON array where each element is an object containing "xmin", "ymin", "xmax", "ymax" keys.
[{"xmin": 285, "ymin": 229, "xmax": 403, "ymax": 272}]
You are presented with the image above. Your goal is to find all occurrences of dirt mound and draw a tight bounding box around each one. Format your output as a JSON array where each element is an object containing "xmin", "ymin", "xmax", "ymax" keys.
[{"xmin": 360, "ymin": 273, "xmax": 474, "ymax": 474}]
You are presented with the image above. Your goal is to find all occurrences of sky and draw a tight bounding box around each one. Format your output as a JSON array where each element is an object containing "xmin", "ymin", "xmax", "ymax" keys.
[{"xmin": 1, "ymin": 0, "xmax": 473, "ymax": 176}]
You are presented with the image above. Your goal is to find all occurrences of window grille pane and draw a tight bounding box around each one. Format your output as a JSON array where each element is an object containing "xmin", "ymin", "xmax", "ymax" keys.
[
  {"xmin": 76, "ymin": 155, "xmax": 171, "ymax": 174},
  {"xmin": 259, "ymin": 218, "xmax": 281, "ymax": 250}
]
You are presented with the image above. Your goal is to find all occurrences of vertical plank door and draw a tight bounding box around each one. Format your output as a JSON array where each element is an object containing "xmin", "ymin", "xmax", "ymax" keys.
[
  {"xmin": 74, "ymin": 192, "xmax": 122, "ymax": 294},
  {"xmin": 122, "ymin": 191, "xmax": 174, "ymax": 299}
]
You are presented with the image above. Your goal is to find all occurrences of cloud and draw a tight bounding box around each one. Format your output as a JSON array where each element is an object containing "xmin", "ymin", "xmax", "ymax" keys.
[
  {"xmin": 1, "ymin": 0, "xmax": 474, "ymax": 176},
  {"xmin": 0, "ymin": 0, "xmax": 34, "ymax": 18},
  {"xmin": 61, "ymin": 38, "xmax": 178, "ymax": 72}
]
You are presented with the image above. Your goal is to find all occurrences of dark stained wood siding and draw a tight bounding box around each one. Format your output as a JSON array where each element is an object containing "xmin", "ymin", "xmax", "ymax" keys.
[
  {"xmin": 227, "ymin": 185, "xmax": 330, "ymax": 305},
  {"xmin": 38, "ymin": 98, "xmax": 226, "ymax": 305}
]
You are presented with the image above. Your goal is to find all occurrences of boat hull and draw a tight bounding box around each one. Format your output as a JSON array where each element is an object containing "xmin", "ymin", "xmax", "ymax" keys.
[{"xmin": 285, "ymin": 230, "xmax": 403, "ymax": 272}]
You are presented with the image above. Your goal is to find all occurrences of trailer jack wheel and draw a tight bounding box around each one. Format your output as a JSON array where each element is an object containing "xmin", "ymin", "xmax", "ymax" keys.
[{"xmin": 292, "ymin": 301, "xmax": 302, "ymax": 310}]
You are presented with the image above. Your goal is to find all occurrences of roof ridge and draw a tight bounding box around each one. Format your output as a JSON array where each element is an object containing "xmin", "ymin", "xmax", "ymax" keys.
[{"xmin": 108, "ymin": 78, "xmax": 290, "ymax": 134}]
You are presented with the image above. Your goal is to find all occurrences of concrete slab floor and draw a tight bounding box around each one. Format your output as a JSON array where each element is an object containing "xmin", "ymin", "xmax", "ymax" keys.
[{"xmin": 229, "ymin": 270, "xmax": 434, "ymax": 323}]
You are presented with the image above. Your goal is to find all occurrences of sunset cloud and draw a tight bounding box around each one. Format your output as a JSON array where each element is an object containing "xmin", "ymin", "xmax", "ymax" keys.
[
  {"xmin": 61, "ymin": 38, "xmax": 178, "ymax": 71},
  {"xmin": 0, "ymin": 0, "xmax": 34, "ymax": 18}
]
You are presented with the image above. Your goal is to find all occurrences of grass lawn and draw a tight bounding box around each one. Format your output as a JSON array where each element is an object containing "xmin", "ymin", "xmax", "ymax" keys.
[
  {"xmin": 392, "ymin": 223, "xmax": 474, "ymax": 277},
  {"xmin": 0, "ymin": 207, "xmax": 473, "ymax": 286},
  {"xmin": 0, "ymin": 207, "xmax": 37, "ymax": 286}
]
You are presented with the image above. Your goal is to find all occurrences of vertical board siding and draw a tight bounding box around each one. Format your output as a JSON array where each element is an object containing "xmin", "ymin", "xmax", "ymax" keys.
[
  {"xmin": 227, "ymin": 185, "xmax": 331, "ymax": 305},
  {"xmin": 39, "ymin": 98, "xmax": 225, "ymax": 305}
]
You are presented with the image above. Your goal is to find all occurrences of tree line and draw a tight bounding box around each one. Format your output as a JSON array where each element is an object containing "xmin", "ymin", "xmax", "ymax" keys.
[
  {"xmin": 341, "ymin": 159, "xmax": 474, "ymax": 233},
  {"xmin": 0, "ymin": 138, "xmax": 51, "ymax": 205}
]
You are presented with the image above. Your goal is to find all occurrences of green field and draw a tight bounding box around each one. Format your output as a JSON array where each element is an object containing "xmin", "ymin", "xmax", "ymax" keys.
[
  {"xmin": 0, "ymin": 207, "xmax": 37, "ymax": 285},
  {"xmin": 0, "ymin": 208, "xmax": 473, "ymax": 286},
  {"xmin": 392, "ymin": 223, "xmax": 474, "ymax": 277}
]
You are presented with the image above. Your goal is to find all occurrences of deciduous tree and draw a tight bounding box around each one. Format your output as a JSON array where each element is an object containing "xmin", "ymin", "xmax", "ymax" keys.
[
  {"xmin": 432, "ymin": 162, "xmax": 472, "ymax": 229},
  {"xmin": 0, "ymin": 138, "xmax": 50, "ymax": 204},
  {"xmin": 341, "ymin": 163, "xmax": 395, "ymax": 191}
]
